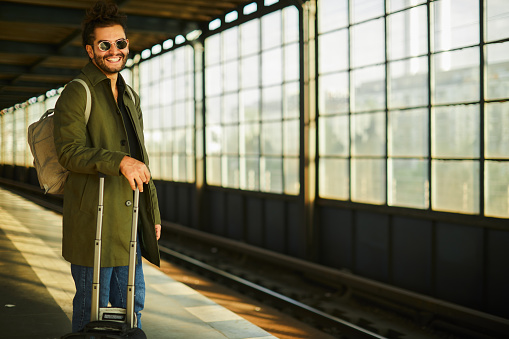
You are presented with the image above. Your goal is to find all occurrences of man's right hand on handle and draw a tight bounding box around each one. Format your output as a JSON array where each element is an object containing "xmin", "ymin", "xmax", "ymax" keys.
[{"xmin": 119, "ymin": 156, "xmax": 150, "ymax": 192}]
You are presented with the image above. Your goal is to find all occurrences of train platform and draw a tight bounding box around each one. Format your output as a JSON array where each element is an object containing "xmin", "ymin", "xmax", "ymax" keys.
[{"xmin": 0, "ymin": 186, "xmax": 278, "ymax": 339}]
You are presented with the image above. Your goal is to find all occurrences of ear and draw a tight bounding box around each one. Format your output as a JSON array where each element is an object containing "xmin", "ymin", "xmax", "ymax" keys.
[{"xmin": 85, "ymin": 45, "xmax": 94, "ymax": 59}]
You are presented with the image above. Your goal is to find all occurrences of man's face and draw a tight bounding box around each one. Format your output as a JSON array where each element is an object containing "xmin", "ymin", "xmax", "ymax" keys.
[{"xmin": 86, "ymin": 24, "xmax": 129, "ymax": 76}]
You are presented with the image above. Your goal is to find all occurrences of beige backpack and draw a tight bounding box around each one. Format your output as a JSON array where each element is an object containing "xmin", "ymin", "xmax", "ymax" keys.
[{"xmin": 27, "ymin": 79, "xmax": 91, "ymax": 194}]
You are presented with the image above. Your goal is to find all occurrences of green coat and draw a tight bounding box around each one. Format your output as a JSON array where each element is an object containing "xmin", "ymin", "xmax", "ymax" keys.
[{"xmin": 54, "ymin": 62, "xmax": 161, "ymax": 267}]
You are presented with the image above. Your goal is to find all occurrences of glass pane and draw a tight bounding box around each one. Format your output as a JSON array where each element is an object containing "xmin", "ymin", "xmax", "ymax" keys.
[
  {"xmin": 240, "ymin": 156, "xmax": 260, "ymax": 190},
  {"xmin": 284, "ymin": 157, "xmax": 300, "ymax": 195},
  {"xmin": 262, "ymin": 48, "xmax": 283, "ymax": 86},
  {"xmin": 222, "ymin": 156, "xmax": 240, "ymax": 188},
  {"xmin": 352, "ymin": 65, "xmax": 385, "ymax": 112},
  {"xmin": 388, "ymin": 108, "xmax": 428, "ymax": 157},
  {"xmin": 187, "ymin": 156, "xmax": 195, "ymax": 183},
  {"xmin": 352, "ymin": 0, "xmax": 384, "ymax": 23},
  {"xmin": 262, "ymin": 11, "xmax": 282, "ymax": 50},
  {"xmin": 160, "ymin": 78, "xmax": 172, "ymax": 105},
  {"xmin": 319, "ymin": 29, "xmax": 348, "ymax": 74},
  {"xmin": 319, "ymin": 72, "xmax": 349, "ymax": 115},
  {"xmin": 433, "ymin": 47, "xmax": 480, "ymax": 105},
  {"xmin": 319, "ymin": 158, "xmax": 349, "ymax": 199},
  {"xmin": 319, "ymin": 115, "xmax": 349, "ymax": 156},
  {"xmin": 261, "ymin": 121, "xmax": 282, "ymax": 155},
  {"xmin": 241, "ymin": 19, "xmax": 260, "ymax": 56},
  {"xmin": 206, "ymin": 65, "xmax": 222, "ymax": 96},
  {"xmin": 284, "ymin": 42, "xmax": 299, "ymax": 82},
  {"xmin": 388, "ymin": 159, "xmax": 429, "ymax": 209},
  {"xmin": 240, "ymin": 88, "xmax": 260, "ymax": 122},
  {"xmin": 224, "ymin": 60, "xmax": 239, "ymax": 93},
  {"xmin": 262, "ymin": 86, "xmax": 282, "ymax": 121},
  {"xmin": 389, "ymin": 0, "xmax": 427, "ymax": 13},
  {"xmin": 222, "ymin": 27, "xmax": 238, "ymax": 62},
  {"xmin": 223, "ymin": 125, "xmax": 239, "ymax": 154},
  {"xmin": 351, "ymin": 112, "xmax": 386, "ymax": 156},
  {"xmin": 485, "ymin": 102, "xmax": 509, "ymax": 159},
  {"xmin": 240, "ymin": 122, "xmax": 260, "ymax": 155},
  {"xmin": 206, "ymin": 97, "xmax": 221, "ymax": 124},
  {"xmin": 186, "ymin": 127, "xmax": 194, "ymax": 155},
  {"xmin": 160, "ymin": 154, "xmax": 172, "ymax": 181},
  {"xmin": 485, "ymin": 161, "xmax": 509, "ymax": 218},
  {"xmin": 241, "ymin": 54, "xmax": 259, "ymax": 89},
  {"xmin": 223, "ymin": 93, "xmax": 239, "ymax": 124},
  {"xmin": 432, "ymin": 105, "xmax": 480, "ymax": 159},
  {"xmin": 283, "ymin": 6, "xmax": 299, "ymax": 44},
  {"xmin": 174, "ymin": 129, "xmax": 186, "ymax": 153},
  {"xmin": 432, "ymin": 160, "xmax": 479, "ymax": 214},
  {"xmin": 388, "ymin": 57, "xmax": 428, "ymax": 109},
  {"xmin": 352, "ymin": 18, "xmax": 385, "ymax": 68},
  {"xmin": 487, "ymin": 0, "xmax": 509, "ymax": 42},
  {"xmin": 486, "ymin": 42, "xmax": 509, "ymax": 101},
  {"xmin": 283, "ymin": 119, "xmax": 299, "ymax": 156},
  {"xmin": 261, "ymin": 157, "xmax": 283, "ymax": 193},
  {"xmin": 206, "ymin": 125, "xmax": 222, "ymax": 155},
  {"xmin": 351, "ymin": 159, "xmax": 386, "ymax": 204},
  {"xmin": 433, "ymin": 0, "xmax": 479, "ymax": 52},
  {"xmin": 206, "ymin": 156, "xmax": 221, "ymax": 186},
  {"xmin": 205, "ymin": 34, "xmax": 220, "ymax": 66},
  {"xmin": 283, "ymin": 81, "xmax": 300, "ymax": 119},
  {"xmin": 388, "ymin": 6, "xmax": 428, "ymax": 60},
  {"xmin": 318, "ymin": 0, "xmax": 348, "ymax": 33}
]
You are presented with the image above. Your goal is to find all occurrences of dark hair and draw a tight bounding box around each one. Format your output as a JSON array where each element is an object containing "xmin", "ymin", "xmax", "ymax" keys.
[{"xmin": 82, "ymin": 0, "xmax": 127, "ymax": 48}]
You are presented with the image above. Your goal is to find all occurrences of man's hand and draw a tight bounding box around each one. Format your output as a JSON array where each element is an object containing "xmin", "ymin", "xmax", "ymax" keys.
[
  {"xmin": 119, "ymin": 156, "xmax": 150, "ymax": 192},
  {"xmin": 155, "ymin": 224, "xmax": 161, "ymax": 240}
]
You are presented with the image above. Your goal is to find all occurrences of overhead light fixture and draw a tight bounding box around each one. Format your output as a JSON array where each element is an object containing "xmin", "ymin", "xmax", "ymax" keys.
[
  {"xmin": 175, "ymin": 35, "xmax": 186, "ymax": 44},
  {"xmin": 163, "ymin": 39, "xmax": 174, "ymax": 50},
  {"xmin": 186, "ymin": 30, "xmax": 202, "ymax": 41}
]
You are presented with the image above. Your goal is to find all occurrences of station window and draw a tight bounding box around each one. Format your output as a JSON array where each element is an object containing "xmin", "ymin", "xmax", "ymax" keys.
[
  {"xmin": 139, "ymin": 45, "xmax": 195, "ymax": 183},
  {"xmin": 204, "ymin": 6, "xmax": 300, "ymax": 195},
  {"xmin": 317, "ymin": 0, "xmax": 509, "ymax": 218}
]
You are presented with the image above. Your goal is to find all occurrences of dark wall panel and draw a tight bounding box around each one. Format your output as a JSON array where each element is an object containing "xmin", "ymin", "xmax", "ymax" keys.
[
  {"xmin": 177, "ymin": 186, "xmax": 190, "ymax": 226},
  {"xmin": 264, "ymin": 199, "xmax": 286, "ymax": 253},
  {"xmin": 208, "ymin": 190, "xmax": 226, "ymax": 235},
  {"xmin": 485, "ymin": 229, "xmax": 509, "ymax": 317},
  {"xmin": 226, "ymin": 193, "xmax": 244, "ymax": 241},
  {"xmin": 436, "ymin": 222, "xmax": 484, "ymax": 309},
  {"xmin": 318, "ymin": 207, "xmax": 353, "ymax": 269},
  {"xmin": 161, "ymin": 183, "xmax": 176, "ymax": 222},
  {"xmin": 287, "ymin": 201, "xmax": 305, "ymax": 259},
  {"xmin": 392, "ymin": 217, "xmax": 433, "ymax": 294},
  {"xmin": 246, "ymin": 197, "xmax": 264, "ymax": 247},
  {"xmin": 355, "ymin": 212, "xmax": 390, "ymax": 283}
]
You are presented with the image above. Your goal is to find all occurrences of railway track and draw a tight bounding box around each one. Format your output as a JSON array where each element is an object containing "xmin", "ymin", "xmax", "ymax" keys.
[{"xmin": 2, "ymin": 177, "xmax": 508, "ymax": 339}]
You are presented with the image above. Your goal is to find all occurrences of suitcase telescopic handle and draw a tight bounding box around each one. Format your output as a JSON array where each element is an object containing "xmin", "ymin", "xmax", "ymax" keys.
[{"xmin": 91, "ymin": 173, "xmax": 106, "ymax": 322}]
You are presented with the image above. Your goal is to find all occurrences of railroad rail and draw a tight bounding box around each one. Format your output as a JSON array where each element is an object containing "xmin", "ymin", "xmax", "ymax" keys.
[{"xmin": 1, "ymin": 177, "xmax": 508, "ymax": 338}]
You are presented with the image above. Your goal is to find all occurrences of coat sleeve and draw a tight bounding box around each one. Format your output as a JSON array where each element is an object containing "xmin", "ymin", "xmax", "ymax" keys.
[{"xmin": 53, "ymin": 81, "xmax": 127, "ymax": 176}]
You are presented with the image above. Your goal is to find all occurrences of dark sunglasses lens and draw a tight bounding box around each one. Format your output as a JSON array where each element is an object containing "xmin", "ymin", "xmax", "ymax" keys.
[
  {"xmin": 98, "ymin": 41, "xmax": 111, "ymax": 51},
  {"xmin": 116, "ymin": 39, "xmax": 128, "ymax": 49}
]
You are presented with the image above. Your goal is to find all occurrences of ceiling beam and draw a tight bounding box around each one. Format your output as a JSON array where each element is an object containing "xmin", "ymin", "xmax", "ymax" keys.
[{"xmin": 0, "ymin": 2, "xmax": 199, "ymax": 36}]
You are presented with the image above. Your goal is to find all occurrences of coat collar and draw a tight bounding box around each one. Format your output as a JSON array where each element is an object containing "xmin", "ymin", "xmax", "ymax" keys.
[{"xmin": 81, "ymin": 61, "xmax": 127, "ymax": 89}]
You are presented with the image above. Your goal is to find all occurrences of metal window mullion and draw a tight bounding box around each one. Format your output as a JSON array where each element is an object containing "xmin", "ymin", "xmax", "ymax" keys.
[
  {"xmin": 384, "ymin": 0, "xmax": 389, "ymax": 206},
  {"xmin": 427, "ymin": 0, "xmax": 433, "ymax": 211},
  {"xmin": 479, "ymin": 0, "xmax": 486, "ymax": 217}
]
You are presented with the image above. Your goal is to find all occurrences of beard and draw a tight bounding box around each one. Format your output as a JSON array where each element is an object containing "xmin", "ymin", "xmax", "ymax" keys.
[{"xmin": 92, "ymin": 51, "xmax": 128, "ymax": 75}]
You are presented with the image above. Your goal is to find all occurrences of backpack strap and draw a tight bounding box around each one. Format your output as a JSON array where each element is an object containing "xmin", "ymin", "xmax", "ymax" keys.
[
  {"xmin": 69, "ymin": 79, "xmax": 92, "ymax": 124},
  {"xmin": 125, "ymin": 85, "xmax": 137, "ymax": 107}
]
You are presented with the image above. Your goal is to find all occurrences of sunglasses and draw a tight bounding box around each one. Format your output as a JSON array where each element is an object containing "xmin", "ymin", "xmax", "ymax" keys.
[{"xmin": 97, "ymin": 38, "xmax": 128, "ymax": 52}]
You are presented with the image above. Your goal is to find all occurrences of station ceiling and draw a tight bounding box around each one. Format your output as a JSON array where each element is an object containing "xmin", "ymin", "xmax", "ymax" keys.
[{"xmin": 0, "ymin": 0, "xmax": 250, "ymax": 110}]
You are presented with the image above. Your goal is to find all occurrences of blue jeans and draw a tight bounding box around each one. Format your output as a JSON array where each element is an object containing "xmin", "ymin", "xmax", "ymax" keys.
[{"xmin": 70, "ymin": 242, "xmax": 145, "ymax": 332}]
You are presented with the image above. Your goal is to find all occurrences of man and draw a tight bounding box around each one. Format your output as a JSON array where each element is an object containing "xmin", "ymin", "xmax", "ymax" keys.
[{"xmin": 53, "ymin": 0, "xmax": 161, "ymax": 332}]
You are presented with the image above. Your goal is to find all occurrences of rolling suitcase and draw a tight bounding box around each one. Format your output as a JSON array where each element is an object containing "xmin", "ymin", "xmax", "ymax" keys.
[{"xmin": 62, "ymin": 174, "xmax": 147, "ymax": 338}]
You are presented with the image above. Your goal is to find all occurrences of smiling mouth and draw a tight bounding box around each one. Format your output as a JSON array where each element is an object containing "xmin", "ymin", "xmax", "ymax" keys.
[{"xmin": 105, "ymin": 55, "xmax": 124, "ymax": 63}]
